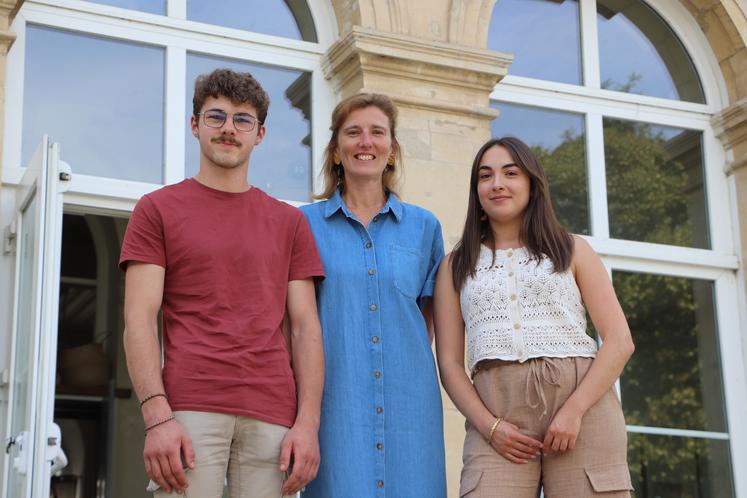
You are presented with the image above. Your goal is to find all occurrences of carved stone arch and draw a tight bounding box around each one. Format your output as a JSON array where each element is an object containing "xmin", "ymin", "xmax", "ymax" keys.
[
  {"xmin": 681, "ymin": 0, "xmax": 747, "ymax": 102},
  {"xmin": 331, "ymin": 0, "xmax": 410, "ymax": 36},
  {"xmin": 448, "ymin": 0, "xmax": 496, "ymax": 48}
]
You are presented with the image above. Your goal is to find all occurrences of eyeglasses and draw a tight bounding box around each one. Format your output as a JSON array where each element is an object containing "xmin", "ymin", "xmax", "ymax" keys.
[{"xmin": 197, "ymin": 109, "xmax": 261, "ymax": 132}]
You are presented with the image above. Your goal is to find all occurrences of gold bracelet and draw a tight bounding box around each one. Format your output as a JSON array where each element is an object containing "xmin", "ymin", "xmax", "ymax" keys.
[{"xmin": 488, "ymin": 417, "xmax": 503, "ymax": 443}]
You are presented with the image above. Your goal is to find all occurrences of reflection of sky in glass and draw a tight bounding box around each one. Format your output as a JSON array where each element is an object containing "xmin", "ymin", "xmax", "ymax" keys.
[
  {"xmin": 598, "ymin": 9, "xmax": 677, "ymax": 99},
  {"xmin": 490, "ymin": 101, "xmax": 588, "ymax": 234},
  {"xmin": 22, "ymin": 25, "xmax": 164, "ymax": 183},
  {"xmin": 597, "ymin": 1, "xmax": 704, "ymax": 103},
  {"xmin": 488, "ymin": 0, "xmax": 581, "ymax": 85},
  {"xmin": 84, "ymin": 0, "xmax": 165, "ymax": 14},
  {"xmin": 187, "ymin": 0, "xmax": 301, "ymax": 39},
  {"xmin": 491, "ymin": 101, "xmax": 584, "ymax": 151},
  {"xmin": 186, "ymin": 53, "xmax": 311, "ymax": 201}
]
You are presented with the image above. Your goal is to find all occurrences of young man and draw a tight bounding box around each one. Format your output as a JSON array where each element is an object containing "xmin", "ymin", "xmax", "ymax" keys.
[{"xmin": 120, "ymin": 68, "xmax": 325, "ymax": 498}]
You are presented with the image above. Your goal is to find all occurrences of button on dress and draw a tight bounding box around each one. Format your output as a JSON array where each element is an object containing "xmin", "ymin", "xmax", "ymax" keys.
[{"xmin": 301, "ymin": 191, "xmax": 447, "ymax": 498}]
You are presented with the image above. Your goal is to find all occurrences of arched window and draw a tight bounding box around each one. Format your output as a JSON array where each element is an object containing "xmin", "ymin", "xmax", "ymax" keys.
[
  {"xmin": 9, "ymin": 0, "xmax": 334, "ymax": 203},
  {"xmin": 490, "ymin": 1, "xmax": 742, "ymax": 496}
]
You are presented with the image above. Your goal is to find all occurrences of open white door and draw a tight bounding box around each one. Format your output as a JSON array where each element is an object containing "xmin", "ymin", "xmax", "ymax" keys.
[{"xmin": 3, "ymin": 136, "xmax": 69, "ymax": 498}]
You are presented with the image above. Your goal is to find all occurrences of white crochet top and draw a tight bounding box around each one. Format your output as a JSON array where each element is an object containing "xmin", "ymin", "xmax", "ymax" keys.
[{"xmin": 461, "ymin": 245, "xmax": 597, "ymax": 372}]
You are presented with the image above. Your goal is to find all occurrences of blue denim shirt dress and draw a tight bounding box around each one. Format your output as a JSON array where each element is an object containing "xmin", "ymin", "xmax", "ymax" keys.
[{"xmin": 300, "ymin": 190, "xmax": 447, "ymax": 498}]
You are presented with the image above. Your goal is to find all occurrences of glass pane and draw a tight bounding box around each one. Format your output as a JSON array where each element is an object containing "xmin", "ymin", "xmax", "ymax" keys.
[
  {"xmin": 491, "ymin": 101, "xmax": 589, "ymax": 235},
  {"xmin": 22, "ymin": 25, "xmax": 165, "ymax": 183},
  {"xmin": 614, "ymin": 271, "xmax": 727, "ymax": 433},
  {"xmin": 597, "ymin": 0, "xmax": 705, "ymax": 103},
  {"xmin": 185, "ymin": 53, "xmax": 312, "ymax": 201},
  {"xmin": 489, "ymin": 0, "xmax": 581, "ymax": 85},
  {"xmin": 187, "ymin": 0, "xmax": 317, "ymax": 42},
  {"xmin": 628, "ymin": 433, "xmax": 734, "ymax": 498},
  {"xmin": 7, "ymin": 193, "xmax": 39, "ymax": 497},
  {"xmin": 604, "ymin": 118, "xmax": 709, "ymax": 248},
  {"xmin": 83, "ymin": 0, "xmax": 165, "ymax": 15}
]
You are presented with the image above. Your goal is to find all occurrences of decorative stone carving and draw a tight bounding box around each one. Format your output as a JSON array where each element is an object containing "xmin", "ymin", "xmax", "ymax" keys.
[
  {"xmin": 322, "ymin": 25, "xmax": 511, "ymax": 120},
  {"xmin": 713, "ymin": 97, "xmax": 747, "ymax": 173}
]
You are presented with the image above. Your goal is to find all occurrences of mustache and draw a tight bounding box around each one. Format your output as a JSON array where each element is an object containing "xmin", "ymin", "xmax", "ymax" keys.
[{"xmin": 211, "ymin": 135, "xmax": 241, "ymax": 146}]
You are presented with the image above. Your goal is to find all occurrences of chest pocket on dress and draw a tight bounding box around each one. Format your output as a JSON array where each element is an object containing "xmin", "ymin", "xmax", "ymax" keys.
[{"xmin": 390, "ymin": 244, "xmax": 422, "ymax": 299}]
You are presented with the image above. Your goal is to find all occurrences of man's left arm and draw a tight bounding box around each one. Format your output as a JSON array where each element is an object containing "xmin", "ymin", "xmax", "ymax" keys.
[{"xmin": 279, "ymin": 278, "xmax": 324, "ymax": 495}]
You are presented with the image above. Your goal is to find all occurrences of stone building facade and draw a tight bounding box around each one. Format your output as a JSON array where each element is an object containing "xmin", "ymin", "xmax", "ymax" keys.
[{"xmin": 0, "ymin": 1, "xmax": 745, "ymax": 497}]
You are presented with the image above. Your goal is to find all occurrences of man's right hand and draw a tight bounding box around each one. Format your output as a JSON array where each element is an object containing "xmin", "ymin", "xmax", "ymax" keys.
[{"xmin": 143, "ymin": 419, "xmax": 195, "ymax": 494}]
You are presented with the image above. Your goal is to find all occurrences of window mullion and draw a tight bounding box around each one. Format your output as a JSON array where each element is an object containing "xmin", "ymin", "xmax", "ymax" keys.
[
  {"xmin": 714, "ymin": 272, "xmax": 747, "ymax": 498},
  {"xmin": 586, "ymin": 113, "xmax": 608, "ymax": 238},
  {"xmin": 164, "ymin": 46, "xmax": 186, "ymax": 184},
  {"xmin": 702, "ymin": 127, "xmax": 733, "ymax": 253},
  {"xmin": 167, "ymin": 0, "xmax": 186, "ymax": 19},
  {"xmin": 579, "ymin": 0, "xmax": 600, "ymax": 89}
]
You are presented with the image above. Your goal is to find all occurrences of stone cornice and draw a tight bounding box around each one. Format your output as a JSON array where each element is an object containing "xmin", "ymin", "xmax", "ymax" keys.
[
  {"xmin": 0, "ymin": 0, "xmax": 23, "ymax": 21},
  {"xmin": 725, "ymin": 155, "xmax": 747, "ymax": 174},
  {"xmin": 713, "ymin": 98, "xmax": 747, "ymax": 149},
  {"xmin": 324, "ymin": 26, "xmax": 512, "ymax": 89},
  {"xmin": 322, "ymin": 26, "xmax": 511, "ymax": 119},
  {"xmin": 713, "ymin": 98, "xmax": 747, "ymax": 174},
  {"xmin": 0, "ymin": 30, "xmax": 14, "ymax": 54}
]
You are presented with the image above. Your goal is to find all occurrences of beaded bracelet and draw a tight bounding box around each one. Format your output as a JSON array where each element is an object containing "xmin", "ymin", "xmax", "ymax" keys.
[
  {"xmin": 144, "ymin": 414, "xmax": 176, "ymax": 435},
  {"xmin": 488, "ymin": 417, "xmax": 503, "ymax": 443},
  {"xmin": 139, "ymin": 393, "xmax": 168, "ymax": 408}
]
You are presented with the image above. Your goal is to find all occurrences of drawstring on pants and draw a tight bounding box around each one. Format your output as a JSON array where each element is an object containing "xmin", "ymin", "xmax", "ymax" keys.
[{"xmin": 525, "ymin": 358, "xmax": 561, "ymax": 419}]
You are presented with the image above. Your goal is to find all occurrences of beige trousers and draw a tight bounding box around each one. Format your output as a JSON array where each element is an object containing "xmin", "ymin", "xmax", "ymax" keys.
[
  {"xmin": 152, "ymin": 411, "xmax": 293, "ymax": 498},
  {"xmin": 461, "ymin": 357, "xmax": 633, "ymax": 498}
]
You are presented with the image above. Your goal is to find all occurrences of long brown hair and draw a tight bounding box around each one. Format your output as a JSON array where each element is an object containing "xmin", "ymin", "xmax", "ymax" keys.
[
  {"xmin": 451, "ymin": 136, "xmax": 573, "ymax": 290},
  {"xmin": 315, "ymin": 93, "xmax": 402, "ymax": 200}
]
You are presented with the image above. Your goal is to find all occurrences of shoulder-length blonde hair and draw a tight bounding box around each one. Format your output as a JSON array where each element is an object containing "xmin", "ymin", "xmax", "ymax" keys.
[{"xmin": 315, "ymin": 93, "xmax": 402, "ymax": 200}]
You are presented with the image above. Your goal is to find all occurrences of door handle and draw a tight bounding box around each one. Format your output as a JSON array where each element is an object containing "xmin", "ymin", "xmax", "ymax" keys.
[{"xmin": 46, "ymin": 422, "xmax": 68, "ymax": 474}]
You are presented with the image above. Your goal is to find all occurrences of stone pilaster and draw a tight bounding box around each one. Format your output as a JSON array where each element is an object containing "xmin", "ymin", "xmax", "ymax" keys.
[
  {"xmin": 0, "ymin": 0, "xmax": 22, "ymax": 185},
  {"xmin": 713, "ymin": 98, "xmax": 747, "ymax": 352}
]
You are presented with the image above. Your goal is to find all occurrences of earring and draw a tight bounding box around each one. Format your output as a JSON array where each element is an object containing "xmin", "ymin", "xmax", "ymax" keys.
[{"xmin": 387, "ymin": 155, "xmax": 395, "ymax": 167}]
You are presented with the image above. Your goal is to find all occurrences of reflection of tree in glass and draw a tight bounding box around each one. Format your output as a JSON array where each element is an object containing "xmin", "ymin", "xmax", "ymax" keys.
[
  {"xmin": 602, "ymin": 72, "xmax": 643, "ymax": 94},
  {"xmin": 604, "ymin": 118, "xmax": 693, "ymax": 246},
  {"xmin": 529, "ymin": 132, "xmax": 589, "ymax": 235},
  {"xmin": 615, "ymin": 271, "xmax": 729, "ymax": 497}
]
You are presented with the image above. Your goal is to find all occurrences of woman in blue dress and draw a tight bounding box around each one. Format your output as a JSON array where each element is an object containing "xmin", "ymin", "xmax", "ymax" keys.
[{"xmin": 300, "ymin": 93, "xmax": 447, "ymax": 498}]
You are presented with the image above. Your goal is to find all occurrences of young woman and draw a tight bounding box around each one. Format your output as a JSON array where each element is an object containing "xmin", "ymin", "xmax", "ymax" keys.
[
  {"xmin": 434, "ymin": 137, "xmax": 635, "ymax": 497},
  {"xmin": 300, "ymin": 93, "xmax": 446, "ymax": 498}
]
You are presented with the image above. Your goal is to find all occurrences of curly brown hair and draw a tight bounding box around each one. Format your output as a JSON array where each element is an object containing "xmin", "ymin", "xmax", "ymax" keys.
[{"xmin": 192, "ymin": 68, "xmax": 270, "ymax": 124}]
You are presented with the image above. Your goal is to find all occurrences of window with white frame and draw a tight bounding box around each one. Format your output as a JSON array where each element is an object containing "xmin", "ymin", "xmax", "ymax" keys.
[
  {"xmin": 10, "ymin": 0, "xmax": 332, "ymax": 204},
  {"xmin": 490, "ymin": 0, "xmax": 743, "ymax": 497}
]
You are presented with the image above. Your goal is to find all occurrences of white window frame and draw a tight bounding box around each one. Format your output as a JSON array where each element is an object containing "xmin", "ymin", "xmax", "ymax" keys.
[
  {"xmin": 2, "ymin": 0, "xmax": 337, "ymax": 212},
  {"xmin": 490, "ymin": 0, "xmax": 746, "ymax": 495}
]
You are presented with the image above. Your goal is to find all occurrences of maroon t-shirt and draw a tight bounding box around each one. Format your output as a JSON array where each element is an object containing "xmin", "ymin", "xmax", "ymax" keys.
[{"xmin": 119, "ymin": 179, "xmax": 324, "ymax": 427}]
